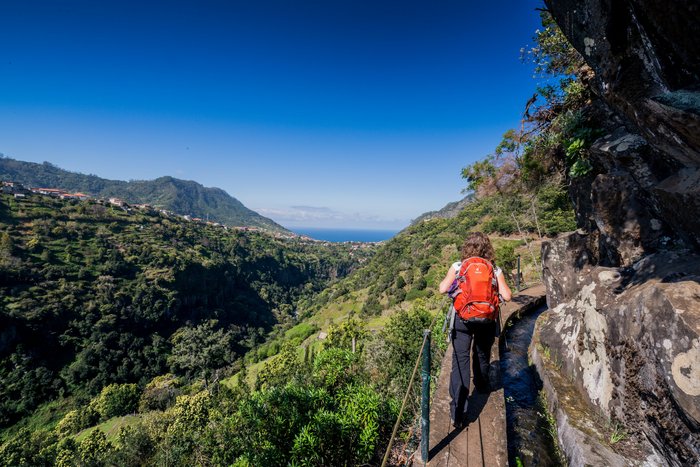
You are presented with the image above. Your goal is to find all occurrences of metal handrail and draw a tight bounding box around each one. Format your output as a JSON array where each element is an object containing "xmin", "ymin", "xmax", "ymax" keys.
[{"xmin": 380, "ymin": 298, "xmax": 448, "ymax": 467}]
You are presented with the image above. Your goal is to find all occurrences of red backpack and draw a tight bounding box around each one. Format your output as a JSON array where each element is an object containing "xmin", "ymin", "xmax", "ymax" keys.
[{"xmin": 452, "ymin": 257, "xmax": 500, "ymax": 321}]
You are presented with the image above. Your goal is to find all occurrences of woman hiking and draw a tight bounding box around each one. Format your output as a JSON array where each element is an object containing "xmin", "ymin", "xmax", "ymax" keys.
[{"xmin": 439, "ymin": 232, "xmax": 511, "ymax": 429}]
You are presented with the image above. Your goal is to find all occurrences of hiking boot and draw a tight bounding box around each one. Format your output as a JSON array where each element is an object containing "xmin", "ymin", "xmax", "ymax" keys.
[{"xmin": 451, "ymin": 417, "xmax": 465, "ymax": 430}]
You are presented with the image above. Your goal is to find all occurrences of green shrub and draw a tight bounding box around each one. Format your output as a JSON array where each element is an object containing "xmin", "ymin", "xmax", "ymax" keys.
[
  {"xmin": 94, "ymin": 383, "xmax": 140, "ymax": 419},
  {"xmin": 395, "ymin": 275, "xmax": 406, "ymax": 289},
  {"xmin": 78, "ymin": 429, "xmax": 113, "ymax": 466},
  {"xmin": 324, "ymin": 317, "xmax": 367, "ymax": 352},
  {"xmin": 255, "ymin": 344, "xmax": 301, "ymax": 391},
  {"xmin": 536, "ymin": 184, "xmax": 577, "ymax": 235},
  {"xmin": 361, "ymin": 296, "xmax": 382, "ymax": 316},
  {"xmin": 312, "ymin": 348, "xmax": 357, "ymax": 390},
  {"xmin": 405, "ymin": 288, "xmax": 427, "ymax": 301},
  {"xmin": 394, "ymin": 288, "xmax": 407, "ymax": 303},
  {"xmin": 56, "ymin": 410, "xmax": 82, "ymax": 436},
  {"xmin": 482, "ymin": 216, "xmax": 516, "ymax": 235},
  {"xmin": 138, "ymin": 374, "xmax": 180, "ymax": 412},
  {"xmin": 494, "ymin": 241, "xmax": 518, "ymax": 274}
]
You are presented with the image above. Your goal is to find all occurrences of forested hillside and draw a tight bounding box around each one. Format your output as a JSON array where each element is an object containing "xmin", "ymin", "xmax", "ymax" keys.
[
  {"xmin": 304, "ymin": 183, "xmax": 574, "ymax": 322},
  {"xmin": 0, "ymin": 193, "xmax": 370, "ymax": 434},
  {"xmin": 0, "ymin": 157, "xmax": 287, "ymax": 232},
  {"xmin": 408, "ymin": 194, "xmax": 473, "ymax": 225}
]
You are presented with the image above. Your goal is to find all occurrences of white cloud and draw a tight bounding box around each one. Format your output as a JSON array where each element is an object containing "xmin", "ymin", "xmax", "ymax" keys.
[{"xmin": 254, "ymin": 205, "xmax": 408, "ymax": 229}]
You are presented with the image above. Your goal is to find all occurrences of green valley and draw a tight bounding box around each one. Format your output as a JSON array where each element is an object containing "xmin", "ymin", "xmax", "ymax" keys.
[{"xmin": 0, "ymin": 193, "xmax": 370, "ymax": 434}]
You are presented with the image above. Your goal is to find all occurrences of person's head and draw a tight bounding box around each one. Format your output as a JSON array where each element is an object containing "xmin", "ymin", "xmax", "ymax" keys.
[{"xmin": 460, "ymin": 232, "xmax": 495, "ymax": 262}]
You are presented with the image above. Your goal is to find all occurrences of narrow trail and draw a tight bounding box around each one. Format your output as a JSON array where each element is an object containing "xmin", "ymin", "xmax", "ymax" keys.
[{"xmin": 415, "ymin": 285, "xmax": 546, "ymax": 467}]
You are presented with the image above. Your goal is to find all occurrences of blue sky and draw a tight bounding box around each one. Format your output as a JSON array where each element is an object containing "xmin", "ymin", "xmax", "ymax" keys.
[{"xmin": 0, "ymin": 0, "xmax": 544, "ymax": 229}]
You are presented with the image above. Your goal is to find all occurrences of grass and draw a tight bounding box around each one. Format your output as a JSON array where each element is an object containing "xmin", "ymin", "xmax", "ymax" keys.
[
  {"xmin": 307, "ymin": 288, "xmax": 369, "ymax": 328},
  {"xmin": 608, "ymin": 421, "xmax": 627, "ymax": 445},
  {"xmin": 0, "ymin": 398, "xmax": 74, "ymax": 443},
  {"xmin": 284, "ymin": 322, "xmax": 318, "ymax": 341},
  {"xmin": 537, "ymin": 390, "xmax": 566, "ymax": 464},
  {"xmin": 74, "ymin": 414, "xmax": 142, "ymax": 443}
]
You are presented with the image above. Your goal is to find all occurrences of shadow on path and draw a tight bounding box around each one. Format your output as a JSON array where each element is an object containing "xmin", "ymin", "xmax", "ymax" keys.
[
  {"xmin": 465, "ymin": 390, "xmax": 491, "ymax": 424},
  {"xmin": 428, "ymin": 423, "xmax": 467, "ymax": 460},
  {"xmin": 428, "ymin": 387, "xmax": 492, "ymax": 461}
]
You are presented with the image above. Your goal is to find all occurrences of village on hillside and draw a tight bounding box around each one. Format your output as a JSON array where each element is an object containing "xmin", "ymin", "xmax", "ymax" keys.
[
  {"xmin": 0, "ymin": 181, "xmax": 377, "ymax": 251},
  {"xmin": 2, "ymin": 180, "xmax": 259, "ymax": 230}
]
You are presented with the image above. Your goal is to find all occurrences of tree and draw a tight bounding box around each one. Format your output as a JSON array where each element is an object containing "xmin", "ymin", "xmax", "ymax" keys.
[
  {"xmin": 94, "ymin": 383, "xmax": 140, "ymax": 419},
  {"xmin": 523, "ymin": 10, "xmax": 585, "ymax": 78},
  {"xmin": 0, "ymin": 231, "xmax": 13, "ymax": 255},
  {"xmin": 361, "ymin": 295, "xmax": 382, "ymax": 317},
  {"xmin": 138, "ymin": 374, "xmax": 180, "ymax": 412},
  {"xmin": 78, "ymin": 429, "xmax": 113, "ymax": 466},
  {"xmin": 169, "ymin": 320, "xmax": 235, "ymax": 387},
  {"xmin": 395, "ymin": 275, "xmax": 406, "ymax": 289},
  {"xmin": 324, "ymin": 317, "xmax": 368, "ymax": 352},
  {"xmin": 462, "ymin": 156, "xmax": 497, "ymax": 194}
]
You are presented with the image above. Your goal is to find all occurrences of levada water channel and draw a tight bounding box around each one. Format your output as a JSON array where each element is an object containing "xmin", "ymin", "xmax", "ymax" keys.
[{"xmin": 500, "ymin": 305, "xmax": 564, "ymax": 466}]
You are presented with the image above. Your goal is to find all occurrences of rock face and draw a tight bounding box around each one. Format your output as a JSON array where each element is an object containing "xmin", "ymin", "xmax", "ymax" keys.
[
  {"xmin": 544, "ymin": 0, "xmax": 700, "ymax": 164},
  {"xmin": 536, "ymin": 1, "xmax": 700, "ymax": 464},
  {"xmin": 545, "ymin": 0, "xmax": 700, "ymax": 251},
  {"xmin": 571, "ymin": 128, "xmax": 684, "ymax": 266},
  {"xmin": 541, "ymin": 234, "xmax": 700, "ymax": 465}
]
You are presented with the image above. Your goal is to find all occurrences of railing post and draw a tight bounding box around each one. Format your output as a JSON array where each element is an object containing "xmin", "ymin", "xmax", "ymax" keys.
[
  {"xmin": 516, "ymin": 255, "xmax": 521, "ymax": 291},
  {"xmin": 421, "ymin": 329, "xmax": 431, "ymax": 464}
]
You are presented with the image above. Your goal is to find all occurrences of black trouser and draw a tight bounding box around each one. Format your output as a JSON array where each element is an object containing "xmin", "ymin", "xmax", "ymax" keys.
[{"xmin": 449, "ymin": 317, "xmax": 496, "ymax": 423}]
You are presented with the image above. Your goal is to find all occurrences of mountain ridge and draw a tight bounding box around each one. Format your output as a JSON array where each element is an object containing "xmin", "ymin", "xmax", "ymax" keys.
[
  {"xmin": 409, "ymin": 194, "xmax": 474, "ymax": 226},
  {"xmin": 0, "ymin": 156, "xmax": 288, "ymax": 232}
]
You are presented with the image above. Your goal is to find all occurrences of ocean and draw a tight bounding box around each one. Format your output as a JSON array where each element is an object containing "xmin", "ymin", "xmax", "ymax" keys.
[{"xmin": 292, "ymin": 227, "xmax": 399, "ymax": 243}]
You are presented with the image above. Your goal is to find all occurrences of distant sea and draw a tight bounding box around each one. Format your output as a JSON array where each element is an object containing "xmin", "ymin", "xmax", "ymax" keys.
[{"xmin": 292, "ymin": 228, "xmax": 399, "ymax": 243}]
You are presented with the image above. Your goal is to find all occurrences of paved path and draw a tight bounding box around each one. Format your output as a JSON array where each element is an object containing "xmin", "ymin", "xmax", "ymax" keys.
[{"xmin": 415, "ymin": 285, "xmax": 546, "ymax": 467}]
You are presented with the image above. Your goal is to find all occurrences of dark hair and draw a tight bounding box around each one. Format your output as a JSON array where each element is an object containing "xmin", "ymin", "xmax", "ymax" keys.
[{"xmin": 460, "ymin": 232, "xmax": 495, "ymax": 262}]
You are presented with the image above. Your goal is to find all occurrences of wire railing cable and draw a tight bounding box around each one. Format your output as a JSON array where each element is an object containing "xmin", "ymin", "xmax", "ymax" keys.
[{"xmin": 380, "ymin": 297, "xmax": 449, "ymax": 467}]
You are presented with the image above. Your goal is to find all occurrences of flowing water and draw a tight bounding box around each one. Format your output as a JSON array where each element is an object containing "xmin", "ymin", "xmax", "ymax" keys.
[{"xmin": 500, "ymin": 305, "xmax": 564, "ymax": 466}]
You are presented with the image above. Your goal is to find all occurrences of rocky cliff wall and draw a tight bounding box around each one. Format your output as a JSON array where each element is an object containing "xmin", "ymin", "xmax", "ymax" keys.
[
  {"xmin": 541, "ymin": 237, "xmax": 699, "ymax": 465},
  {"xmin": 537, "ymin": 1, "xmax": 700, "ymax": 465},
  {"xmin": 546, "ymin": 0, "xmax": 700, "ymax": 253}
]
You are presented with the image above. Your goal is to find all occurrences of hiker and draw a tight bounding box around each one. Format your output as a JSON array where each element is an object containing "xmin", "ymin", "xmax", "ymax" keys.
[{"xmin": 439, "ymin": 232, "xmax": 511, "ymax": 429}]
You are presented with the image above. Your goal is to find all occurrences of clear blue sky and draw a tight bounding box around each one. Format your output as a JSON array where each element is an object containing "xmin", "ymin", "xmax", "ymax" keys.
[{"xmin": 0, "ymin": 0, "xmax": 544, "ymax": 229}]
